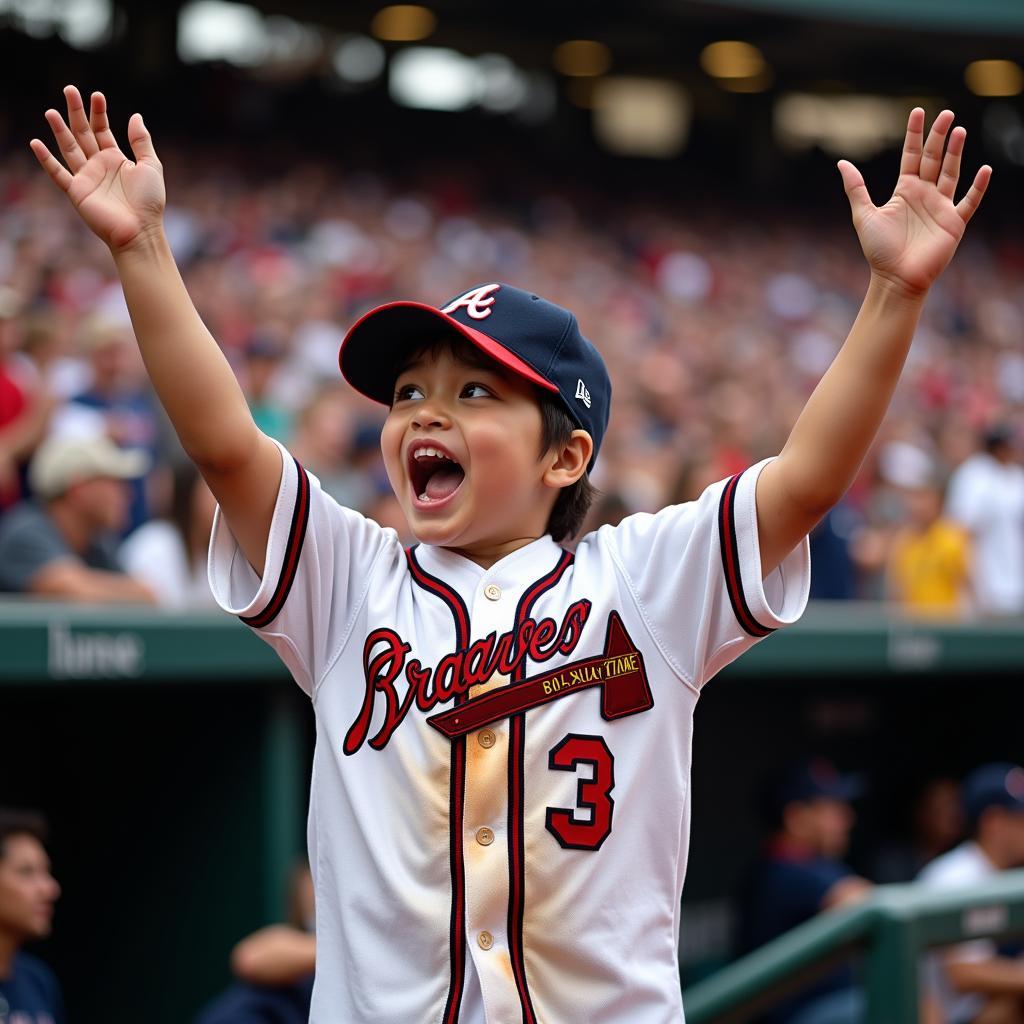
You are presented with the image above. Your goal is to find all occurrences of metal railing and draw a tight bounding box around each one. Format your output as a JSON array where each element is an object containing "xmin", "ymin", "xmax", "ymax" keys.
[{"xmin": 683, "ymin": 869, "xmax": 1024, "ymax": 1023}]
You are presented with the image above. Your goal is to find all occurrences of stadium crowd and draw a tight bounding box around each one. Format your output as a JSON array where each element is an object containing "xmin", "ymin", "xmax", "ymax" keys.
[{"xmin": 0, "ymin": 146, "xmax": 1022, "ymax": 613}]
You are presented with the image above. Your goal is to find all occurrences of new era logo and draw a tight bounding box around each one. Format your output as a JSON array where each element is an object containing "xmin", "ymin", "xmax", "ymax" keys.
[
  {"xmin": 575, "ymin": 378, "xmax": 592, "ymax": 409},
  {"xmin": 441, "ymin": 283, "xmax": 500, "ymax": 320}
]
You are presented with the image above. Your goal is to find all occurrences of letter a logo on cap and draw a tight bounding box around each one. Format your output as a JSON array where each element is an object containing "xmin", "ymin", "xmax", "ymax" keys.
[{"xmin": 442, "ymin": 283, "xmax": 501, "ymax": 320}]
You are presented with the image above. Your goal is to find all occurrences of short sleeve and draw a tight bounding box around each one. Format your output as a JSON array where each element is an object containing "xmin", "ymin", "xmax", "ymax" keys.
[
  {"xmin": 0, "ymin": 507, "xmax": 71, "ymax": 592},
  {"xmin": 603, "ymin": 457, "xmax": 810, "ymax": 688},
  {"xmin": 207, "ymin": 439, "xmax": 402, "ymax": 696}
]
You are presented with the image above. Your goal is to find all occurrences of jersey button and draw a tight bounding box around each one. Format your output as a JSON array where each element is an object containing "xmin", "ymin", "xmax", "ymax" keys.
[
  {"xmin": 476, "ymin": 827, "xmax": 494, "ymax": 846},
  {"xmin": 477, "ymin": 930, "xmax": 494, "ymax": 950},
  {"xmin": 484, "ymin": 584, "xmax": 502, "ymax": 601},
  {"xmin": 478, "ymin": 729, "xmax": 496, "ymax": 749}
]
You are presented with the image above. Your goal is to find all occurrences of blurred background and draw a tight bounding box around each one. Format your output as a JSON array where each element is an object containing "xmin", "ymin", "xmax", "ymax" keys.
[{"xmin": 1, "ymin": 1, "xmax": 1022, "ymax": 1021}]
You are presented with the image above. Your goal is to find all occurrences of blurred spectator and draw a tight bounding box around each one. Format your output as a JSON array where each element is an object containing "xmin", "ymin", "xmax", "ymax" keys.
[
  {"xmin": 887, "ymin": 479, "xmax": 972, "ymax": 616},
  {"xmin": 194, "ymin": 861, "xmax": 315, "ymax": 1024},
  {"xmin": 0, "ymin": 435, "xmax": 156, "ymax": 602},
  {"xmin": 808, "ymin": 504, "xmax": 860, "ymax": 600},
  {"xmin": 738, "ymin": 758, "xmax": 870, "ymax": 1024},
  {"xmin": 49, "ymin": 313, "xmax": 162, "ymax": 533},
  {"xmin": 119, "ymin": 461, "xmax": 218, "ymax": 609},
  {"xmin": 945, "ymin": 427, "xmax": 1024, "ymax": 616},
  {"xmin": 872, "ymin": 777, "xmax": 965, "ymax": 884},
  {"xmin": 0, "ymin": 289, "xmax": 53, "ymax": 512},
  {"xmin": 919, "ymin": 764, "xmax": 1024, "ymax": 1024},
  {"xmin": 0, "ymin": 809, "xmax": 65, "ymax": 1024},
  {"xmin": 288, "ymin": 387, "xmax": 374, "ymax": 510},
  {"xmin": 0, "ymin": 149, "xmax": 1021, "ymax": 608},
  {"xmin": 240, "ymin": 329, "xmax": 292, "ymax": 442}
]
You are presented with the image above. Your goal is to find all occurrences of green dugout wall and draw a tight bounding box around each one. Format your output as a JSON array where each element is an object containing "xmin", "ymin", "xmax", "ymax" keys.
[{"xmin": 0, "ymin": 602, "xmax": 1021, "ymax": 1022}]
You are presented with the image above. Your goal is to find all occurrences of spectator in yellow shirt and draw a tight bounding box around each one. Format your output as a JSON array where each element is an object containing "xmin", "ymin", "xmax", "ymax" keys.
[{"xmin": 888, "ymin": 480, "xmax": 971, "ymax": 615}]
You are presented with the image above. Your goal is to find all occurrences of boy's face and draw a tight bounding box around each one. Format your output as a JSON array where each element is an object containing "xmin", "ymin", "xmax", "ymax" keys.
[{"xmin": 381, "ymin": 345, "xmax": 556, "ymax": 558}]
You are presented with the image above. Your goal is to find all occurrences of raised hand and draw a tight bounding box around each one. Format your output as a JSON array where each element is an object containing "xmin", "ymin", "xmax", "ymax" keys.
[
  {"xmin": 838, "ymin": 108, "xmax": 991, "ymax": 298},
  {"xmin": 30, "ymin": 85, "xmax": 165, "ymax": 253}
]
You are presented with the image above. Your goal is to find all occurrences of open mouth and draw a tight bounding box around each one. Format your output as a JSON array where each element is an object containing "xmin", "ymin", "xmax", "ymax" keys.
[{"xmin": 407, "ymin": 442, "xmax": 466, "ymax": 505}]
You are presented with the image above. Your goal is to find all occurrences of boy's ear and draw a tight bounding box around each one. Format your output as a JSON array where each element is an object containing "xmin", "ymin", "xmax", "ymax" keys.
[{"xmin": 542, "ymin": 430, "xmax": 593, "ymax": 489}]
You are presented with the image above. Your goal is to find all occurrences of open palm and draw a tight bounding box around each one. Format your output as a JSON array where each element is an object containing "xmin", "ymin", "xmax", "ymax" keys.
[
  {"xmin": 839, "ymin": 109, "xmax": 991, "ymax": 297},
  {"xmin": 30, "ymin": 86, "xmax": 165, "ymax": 252}
]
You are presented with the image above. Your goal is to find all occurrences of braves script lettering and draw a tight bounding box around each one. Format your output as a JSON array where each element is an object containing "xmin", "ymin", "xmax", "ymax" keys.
[{"xmin": 344, "ymin": 600, "xmax": 592, "ymax": 754}]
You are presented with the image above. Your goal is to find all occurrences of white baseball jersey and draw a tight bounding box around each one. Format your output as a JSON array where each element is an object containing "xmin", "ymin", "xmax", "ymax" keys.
[{"xmin": 208, "ymin": 439, "xmax": 810, "ymax": 1023}]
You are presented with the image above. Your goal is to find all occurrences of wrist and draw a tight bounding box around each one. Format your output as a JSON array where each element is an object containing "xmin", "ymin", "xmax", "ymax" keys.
[
  {"xmin": 867, "ymin": 270, "xmax": 929, "ymax": 307},
  {"xmin": 111, "ymin": 223, "xmax": 169, "ymax": 264}
]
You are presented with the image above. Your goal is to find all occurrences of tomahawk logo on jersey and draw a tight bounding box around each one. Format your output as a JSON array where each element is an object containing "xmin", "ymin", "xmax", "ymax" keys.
[{"xmin": 209, "ymin": 439, "xmax": 809, "ymax": 1024}]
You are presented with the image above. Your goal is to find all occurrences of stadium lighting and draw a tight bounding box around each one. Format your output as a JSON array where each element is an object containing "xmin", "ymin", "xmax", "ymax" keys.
[
  {"xmin": 593, "ymin": 77, "xmax": 691, "ymax": 158},
  {"xmin": 0, "ymin": 0, "xmax": 113, "ymax": 49},
  {"xmin": 774, "ymin": 93, "xmax": 911, "ymax": 158},
  {"xmin": 700, "ymin": 40, "xmax": 772, "ymax": 92},
  {"xmin": 178, "ymin": 1, "xmax": 267, "ymax": 65},
  {"xmin": 700, "ymin": 40, "xmax": 766, "ymax": 79},
  {"xmin": 476, "ymin": 54, "xmax": 530, "ymax": 112},
  {"xmin": 332, "ymin": 34, "xmax": 386, "ymax": 83},
  {"xmin": 371, "ymin": 5, "xmax": 436, "ymax": 43},
  {"xmin": 390, "ymin": 47, "xmax": 478, "ymax": 110},
  {"xmin": 965, "ymin": 60, "xmax": 1024, "ymax": 97},
  {"xmin": 553, "ymin": 40, "xmax": 612, "ymax": 77}
]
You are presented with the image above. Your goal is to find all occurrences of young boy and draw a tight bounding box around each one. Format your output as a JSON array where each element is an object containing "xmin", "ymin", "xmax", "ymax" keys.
[{"xmin": 31, "ymin": 87, "xmax": 989, "ymax": 1023}]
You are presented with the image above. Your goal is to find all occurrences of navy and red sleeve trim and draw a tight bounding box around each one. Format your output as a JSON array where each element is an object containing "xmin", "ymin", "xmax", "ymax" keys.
[
  {"xmin": 717, "ymin": 471, "xmax": 775, "ymax": 639},
  {"xmin": 240, "ymin": 456, "xmax": 311, "ymax": 630}
]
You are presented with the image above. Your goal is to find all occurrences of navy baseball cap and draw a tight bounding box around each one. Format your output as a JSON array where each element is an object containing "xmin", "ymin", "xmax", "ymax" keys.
[
  {"xmin": 339, "ymin": 282, "xmax": 611, "ymax": 468},
  {"xmin": 963, "ymin": 763, "xmax": 1024, "ymax": 825},
  {"xmin": 772, "ymin": 758, "xmax": 863, "ymax": 811}
]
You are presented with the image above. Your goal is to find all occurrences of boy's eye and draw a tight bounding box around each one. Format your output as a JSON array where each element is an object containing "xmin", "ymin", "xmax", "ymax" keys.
[
  {"xmin": 461, "ymin": 383, "xmax": 492, "ymax": 399},
  {"xmin": 394, "ymin": 383, "xmax": 423, "ymax": 402}
]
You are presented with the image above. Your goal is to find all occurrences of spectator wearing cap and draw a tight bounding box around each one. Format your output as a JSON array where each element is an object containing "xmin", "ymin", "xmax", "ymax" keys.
[
  {"xmin": 886, "ymin": 469, "xmax": 972, "ymax": 616},
  {"xmin": 240, "ymin": 329, "xmax": 293, "ymax": 443},
  {"xmin": 0, "ymin": 809, "xmax": 65, "ymax": 1024},
  {"xmin": 49, "ymin": 313, "xmax": 162, "ymax": 533},
  {"xmin": 738, "ymin": 758, "xmax": 871, "ymax": 1024},
  {"xmin": 0, "ymin": 434, "xmax": 156, "ymax": 602},
  {"xmin": 918, "ymin": 764, "xmax": 1024, "ymax": 1024},
  {"xmin": 945, "ymin": 427, "xmax": 1024, "ymax": 616}
]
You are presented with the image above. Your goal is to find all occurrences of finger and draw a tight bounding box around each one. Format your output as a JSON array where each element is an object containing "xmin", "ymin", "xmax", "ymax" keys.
[
  {"xmin": 89, "ymin": 91, "xmax": 117, "ymax": 150},
  {"xmin": 44, "ymin": 108, "xmax": 87, "ymax": 173},
  {"xmin": 28, "ymin": 139, "xmax": 73, "ymax": 192},
  {"xmin": 838, "ymin": 159, "xmax": 874, "ymax": 218},
  {"xmin": 63, "ymin": 84, "xmax": 99, "ymax": 159},
  {"xmin": 918, "ymin": 109, "xmax": 955, "ymax": 184},
  {"xmin": 899, "ymin": 107, "xmax": 926, "ymax": 176},
  {"xmin": 126, "ymin": 112, "xmax": 159, "ymax": 166},
  {"xmin": 956, "ymin": 165, "xmax": 993, "ymax": 224},
  {"xmin": 937, "ymin": 126, "xmax": 966, "ymax": 200}
]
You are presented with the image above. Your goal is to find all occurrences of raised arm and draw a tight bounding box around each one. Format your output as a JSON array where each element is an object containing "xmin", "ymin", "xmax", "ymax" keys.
[
  {"xmin": 30, "ymin": 86, "xmax": 280, "ymax": 574},
  {"xmin": 755, "ymin": 108, "xmax": 991, "ymax": 576}
]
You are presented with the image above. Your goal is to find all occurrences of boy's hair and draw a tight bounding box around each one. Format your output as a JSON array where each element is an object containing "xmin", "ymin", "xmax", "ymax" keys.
[
  {"xmin": 0, "ymin": 808, "xmax": 49, "ymax": 860},
  {"xmin": 537, "ymin": 392, "xmax": 597, "ymax": 542},
  {"xmin": 395, "ymin": 334, "xmax": 597, "ymax": 541}
]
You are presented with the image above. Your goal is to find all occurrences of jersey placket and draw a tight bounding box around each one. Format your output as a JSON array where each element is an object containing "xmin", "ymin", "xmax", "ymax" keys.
[{"xmin": 462, "ymin": 572, "xmax": 521, "ymax": 1023}]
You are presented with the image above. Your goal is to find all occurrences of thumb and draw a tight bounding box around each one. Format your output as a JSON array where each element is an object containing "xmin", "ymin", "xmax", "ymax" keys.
[
  {"xmin": 127, "ymin": 113, "xmax": 160, "ymax": 167},
  {"xmin": 837, "ymin": 159, "xmax": 873, "ymax": 218}
]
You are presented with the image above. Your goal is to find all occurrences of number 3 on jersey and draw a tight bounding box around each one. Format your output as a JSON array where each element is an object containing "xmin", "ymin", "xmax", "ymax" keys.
[{"xmin": 545, "ymin": 734, "xmax": 614, "ymax": 851}]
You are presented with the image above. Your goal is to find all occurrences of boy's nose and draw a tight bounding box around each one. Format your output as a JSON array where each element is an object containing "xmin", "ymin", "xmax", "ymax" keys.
[{"xmin": 411, "ymin": 403, "xmax": 451, "ymax": 429}]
